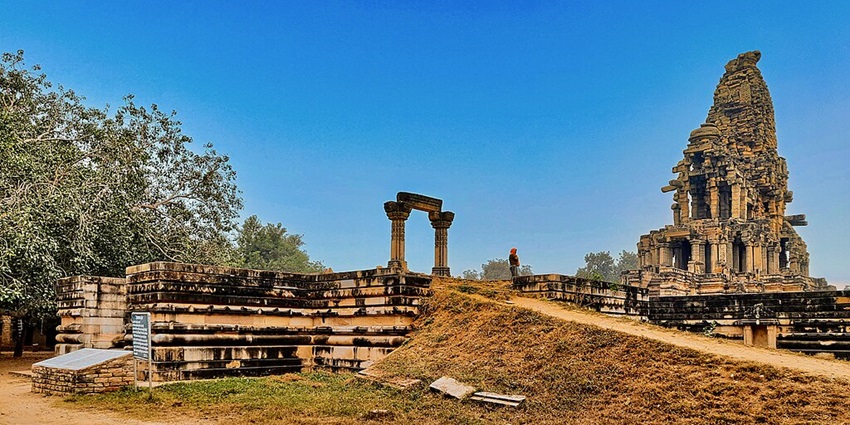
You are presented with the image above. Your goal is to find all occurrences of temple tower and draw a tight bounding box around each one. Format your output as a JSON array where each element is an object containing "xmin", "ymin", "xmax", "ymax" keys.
[{"xmin": 631, "ymin": 51, "xmax": 827, "ymax": 296}]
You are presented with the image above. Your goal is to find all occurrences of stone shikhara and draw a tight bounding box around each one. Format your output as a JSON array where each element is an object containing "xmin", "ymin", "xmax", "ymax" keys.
[{"xmin": 629, "ymin": 51, "xmax": 828, "ymax": 296}]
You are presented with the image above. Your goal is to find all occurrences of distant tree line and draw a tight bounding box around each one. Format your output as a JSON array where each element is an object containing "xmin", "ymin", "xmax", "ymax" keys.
[
  {"xmin": 461, "ymin": 259, "xmax": 533, "ymax": 280},
  {"xmin": 575, "ymin": 250, "xmax": 638, "ymax": 282},
  {"xmin": 0, "ymin": 50, "xmax": 321, "ymax": 356},
  {"xmin": 461, "ymin": 250, "xmax": 638, "ymax": 282}
]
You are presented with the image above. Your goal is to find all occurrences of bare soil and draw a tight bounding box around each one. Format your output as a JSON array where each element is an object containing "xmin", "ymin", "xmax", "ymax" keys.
[{"xmin": 0, "ymin": 352, "xmax": 200, "ymax": 425}]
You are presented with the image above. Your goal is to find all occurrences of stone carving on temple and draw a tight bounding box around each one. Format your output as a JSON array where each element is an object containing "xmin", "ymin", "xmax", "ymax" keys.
[{"xmin": 627, "ymin": 51, "xmax": 829, "ymax": 296}]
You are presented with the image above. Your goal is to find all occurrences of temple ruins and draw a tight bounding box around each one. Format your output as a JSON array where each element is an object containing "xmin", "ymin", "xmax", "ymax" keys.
[
  {"xmin": 626, "ymin": 51, "xmax": 829, "ymax": 296},
  {"xmin": 44, "ymin": 193, "xmax": 445, "ymax": 388},
  {"xmin": 385, "ymin": 192, "xmax": 455, "ymax": 276}
]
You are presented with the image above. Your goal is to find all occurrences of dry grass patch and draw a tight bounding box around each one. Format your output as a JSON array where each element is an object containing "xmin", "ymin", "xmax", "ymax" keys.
[{"xmin": 374, "ymin": 290, "xmax": 850, "ymax": 424}]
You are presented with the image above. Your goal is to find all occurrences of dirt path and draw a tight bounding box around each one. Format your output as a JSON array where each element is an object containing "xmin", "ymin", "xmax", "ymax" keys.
[
  {"xmin": 509, "ymin": 296, "xmax": 850, "ymax": 380},
  {"xmin": 0, "ymin": 353, "xmax": 199, "ymax": 425}
]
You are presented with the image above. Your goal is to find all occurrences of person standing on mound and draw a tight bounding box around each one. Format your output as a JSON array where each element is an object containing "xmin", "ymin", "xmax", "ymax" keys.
[{"xmin": 509, "ymin": 248, "xmax": 520, "ymax": 278}]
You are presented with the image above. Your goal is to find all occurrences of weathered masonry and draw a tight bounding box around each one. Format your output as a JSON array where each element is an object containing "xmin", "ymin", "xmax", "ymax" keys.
[
  {"xmin": 55, "ymin": 262, "xmax": 431, "ymax": 381},
  {"xmin": 385, "ymin": 192, "xmax": 455, "ymax": 276},
  {"xmin": 648, "ymin": 290, "xmax": 850, "ymax": 358},
  {"xmin": 628, "ymin": 51, "xmax": 829, "ymax": 296},
  {"xmin": 514, "ymin": 276, "xmax": 850, "ymax": 358}
]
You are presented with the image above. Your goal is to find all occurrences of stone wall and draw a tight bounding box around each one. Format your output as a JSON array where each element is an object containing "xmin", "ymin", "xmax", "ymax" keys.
[
  {"xmin": 32, "ymin": 352, "xmax": 134, "ymax": 395},
  {"xmin": 512, "ymin": 274, "xmax": 648, "ymax": 317},
  {"xmin": 55, "ymin": 275, "xmax": 127, "ymax": 354},
  {"xmin": 649, "ymin": 290, "xmax": 850, "ymax": 357},
  {"xmin": 124, "ymin": 262, "xmax": 431, "ymax": 381}
]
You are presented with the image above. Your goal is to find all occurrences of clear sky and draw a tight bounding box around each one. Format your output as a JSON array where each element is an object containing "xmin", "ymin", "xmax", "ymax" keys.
[{"xmin": 2, "ymin": 2, "xmax": 848, "ymax": 285}]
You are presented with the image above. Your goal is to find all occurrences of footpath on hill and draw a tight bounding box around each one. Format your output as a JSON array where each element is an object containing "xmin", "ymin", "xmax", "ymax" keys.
[{"xmin": 508, "ymin": 295, "xmax": 850, "ymax": 380}]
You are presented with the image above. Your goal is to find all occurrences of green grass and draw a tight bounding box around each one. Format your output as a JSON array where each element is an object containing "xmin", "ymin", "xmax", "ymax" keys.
[{"xmin": 63, "ymin": 371, "xmax": 502, "ymax": 425}]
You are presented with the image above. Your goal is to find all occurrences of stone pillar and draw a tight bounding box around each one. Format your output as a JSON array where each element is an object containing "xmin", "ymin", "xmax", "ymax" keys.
[
  {"xmin": 689, "ymin": 240, "xmax": 702, "ymax": 273},
  {"xmin": 428, "ymin": 211, "xmax": 455, "ymax": 276},
  {"xmin": 678, "ymin": 189, "xmax": 689, "ymax": 223},
  {"xmin": 384, "ymin": 201, "xmax": 412, "ymax": 270},
  {"xmin": 709, "ymin": 180, "xmax": 720, "ymax": 219},
  {"xmin": 770, "ymin": 247, "xmax": 780, "ymax": 274},
  {"xmin": 709, "ymin": 242, "xmax": 719, "ymax": 273},
  {"xmin": 658, "ymin": 243, "xmax": 672, "ymax": 267},
  {"xmin": 731, "ymin": 184, "xmax": 741, "ymax": 219}
]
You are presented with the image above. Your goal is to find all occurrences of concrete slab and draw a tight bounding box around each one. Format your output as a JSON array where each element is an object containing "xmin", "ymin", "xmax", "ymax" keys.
[{"xmin": 33, "ymin": 348, "xmax": 130, "ymax": 371}]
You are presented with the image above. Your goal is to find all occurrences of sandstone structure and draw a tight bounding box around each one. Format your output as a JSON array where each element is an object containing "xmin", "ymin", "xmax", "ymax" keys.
[
  {"xmin": 52, "ymin": 262, "xmax": 431, "ymax": 381},
  {"xmin": 385, "ymin": 192, "xmax": 454, "ymax": 276},
  {"xmin": 54, "ymin": 276, "xmax": 127, "ymax": 354},
  {"xmin": 630, "ymin": 51, "xmax": 828, "ymax": 296}
]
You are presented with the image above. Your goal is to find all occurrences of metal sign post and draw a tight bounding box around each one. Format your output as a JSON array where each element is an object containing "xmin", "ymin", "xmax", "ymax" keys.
[{"xmin": 131, "ymin": 312, "xmax": 152, "ymax": 396}]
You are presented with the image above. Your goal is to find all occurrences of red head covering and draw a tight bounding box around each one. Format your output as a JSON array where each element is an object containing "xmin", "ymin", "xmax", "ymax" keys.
[{"xmin": 510, "ymin": 248, "xmax": 517, "ymax": 254}]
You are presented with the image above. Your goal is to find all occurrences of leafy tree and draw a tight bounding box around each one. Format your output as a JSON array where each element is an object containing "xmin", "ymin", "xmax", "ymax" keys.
[
  {"xmin": 461, "ymin": 269, "xmax": 481, "ymax": 280},
  {"xmin": 235, "ymin": 215, "xmax": 324, "ymax": 273},
  {"xmin": 463, "ymin": 258, "xmax": 532, "ymax": 280},
  {"xmin": 0, "ymin": 50, "xmax": 241, "ymax": 355},
  {"xmin": 576, "ymin": 250, "xmax": 638, "ymax": 282},
  {"xmin": 613, "ymin": 250, "xmax": 638, "ymax": 277}
]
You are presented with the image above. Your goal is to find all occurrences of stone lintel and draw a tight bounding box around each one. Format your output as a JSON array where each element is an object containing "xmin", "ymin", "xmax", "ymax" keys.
[
  {"xmin": 396, "ymin": 192, "xmax": 442, "ymax": 213},
  {"xmin": 665, "ymin": 230, "xmax": 690, "ymax": 239}
]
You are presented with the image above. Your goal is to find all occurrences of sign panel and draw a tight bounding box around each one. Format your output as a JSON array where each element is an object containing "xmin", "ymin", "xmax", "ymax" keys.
[{"xmin": 131, "ymin": 312, "xmax": 151, "ymax": 361}]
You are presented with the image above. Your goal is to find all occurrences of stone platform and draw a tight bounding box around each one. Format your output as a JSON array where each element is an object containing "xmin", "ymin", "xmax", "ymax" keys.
[{"xmin": 56, "ymin": 262, "xmax": 431, "ymax": 381}]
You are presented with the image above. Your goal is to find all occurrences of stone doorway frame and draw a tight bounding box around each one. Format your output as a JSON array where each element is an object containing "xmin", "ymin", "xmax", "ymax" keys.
[{"xmin": 384, "ymin": 192, "xmax": 454, "ymax": 276}]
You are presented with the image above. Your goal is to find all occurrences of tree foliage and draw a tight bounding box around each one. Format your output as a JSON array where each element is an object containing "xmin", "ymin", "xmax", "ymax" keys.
[
  {"xmin": 0, "ymin": 50, "xmax": 242, "ymax": 321},
  {"xmin": 576, "ymin": 250, "xmax": 638, "ymax": 282},
  {"xmin": 234, "ymin": 215, "xmax": 324, "ymax": 273},
  {"xmin": 462, "ymin": 258, "xmax": 532, "ymax": 280}
]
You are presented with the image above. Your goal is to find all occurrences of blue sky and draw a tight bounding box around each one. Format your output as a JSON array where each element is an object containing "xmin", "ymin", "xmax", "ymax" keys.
[{"xmin": 2, "ymin": 2, "xmax": 849, "ymax": 284}]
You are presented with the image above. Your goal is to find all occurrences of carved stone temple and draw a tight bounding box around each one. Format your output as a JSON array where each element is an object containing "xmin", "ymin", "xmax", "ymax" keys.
[{"xmin": 627, "ymin": 51, "xmax": 829, "ymax": 296}]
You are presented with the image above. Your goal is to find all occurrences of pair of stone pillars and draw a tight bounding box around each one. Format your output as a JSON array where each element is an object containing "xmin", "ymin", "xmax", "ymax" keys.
[{"xmin": 384, "ymin": 192, "xmax": 454, "ymax": 276}]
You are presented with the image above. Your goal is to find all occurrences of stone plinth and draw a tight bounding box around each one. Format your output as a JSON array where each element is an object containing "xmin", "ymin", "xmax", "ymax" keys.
[
  {"xmin": 54, "ymin": 276, "xmax": 127, "ymax": 354},
  {"xmin": 124, "ymin": 262, "xmax": 431, "ymax": 381}
]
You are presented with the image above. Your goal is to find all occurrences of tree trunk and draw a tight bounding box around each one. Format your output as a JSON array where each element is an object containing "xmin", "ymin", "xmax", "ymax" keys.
[{"xmin": 13, "ymin": 317, "xmax": 25, "ymax": 357}]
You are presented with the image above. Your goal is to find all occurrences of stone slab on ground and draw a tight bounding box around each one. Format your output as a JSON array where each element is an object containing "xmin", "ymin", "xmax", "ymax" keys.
[
  {"xmin": 429, "ymin": 376, "xmax": 476, "ymax": 399},
  {"xmin": 469, "ymin": 391, "xmax": 526, "ymax": 407},
  {"xmin": 33, "ymin": 348, "xmax": 130, "ymax": 370}
]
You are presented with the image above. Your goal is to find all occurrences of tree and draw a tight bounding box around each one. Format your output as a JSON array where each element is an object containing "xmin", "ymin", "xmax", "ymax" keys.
[
  {"xmin": 235, "ymin": 215, "xmax": 324, "ymax": 273},
  {"xmin": 613, "ymin": 250, "xmax": 638, "ymax": 277},
  {"xmin": 461, "ymin": 269, "xmax": 481, "ymax": 280},
  {"xmin": 0, "ymin": 50, "xmax": 242, "ymax": 355},
  {"xmin": 462, "ymin": 258, "xmax": 532, "ymax": 280},
  {"xmin": 575, "ymin": 250, "xmax": 638, "ymax": 282}
]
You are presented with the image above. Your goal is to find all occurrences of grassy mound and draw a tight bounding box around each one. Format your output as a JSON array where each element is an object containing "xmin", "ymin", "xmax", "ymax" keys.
[{"xmin": 373, "ymin": 285, "xmax": 850, "ymax": 424}]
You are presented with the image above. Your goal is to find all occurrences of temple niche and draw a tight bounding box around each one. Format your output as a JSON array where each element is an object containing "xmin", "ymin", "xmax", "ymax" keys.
[{"xmin": 629, "ymin": 51, "xmax": 829, "ymax": 296}]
